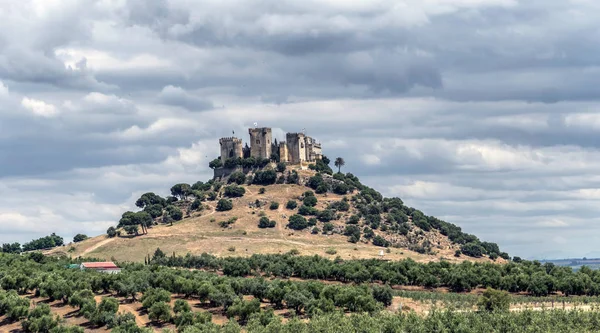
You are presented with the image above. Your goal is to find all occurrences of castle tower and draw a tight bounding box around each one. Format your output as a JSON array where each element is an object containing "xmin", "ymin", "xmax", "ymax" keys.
[
  {"xmin": 249, "ymin": 127, "xmax": 272, "ymax": 159},
  {"xmin": 279, "ymin": 141, "xmax": 289, "ymax": 163},
  {"xmin": 286, "ymin": 132, "xmax": 307, "ymax": 164},
  {"xmin": 219, "ymin": 137, "xmax": 243, "ymax": 164}
]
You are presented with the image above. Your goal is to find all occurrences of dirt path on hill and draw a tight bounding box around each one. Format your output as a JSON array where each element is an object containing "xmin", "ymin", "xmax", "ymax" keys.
[{"xmin": 81, "ymin": 237, "xmax": 115, "ymax": 256}]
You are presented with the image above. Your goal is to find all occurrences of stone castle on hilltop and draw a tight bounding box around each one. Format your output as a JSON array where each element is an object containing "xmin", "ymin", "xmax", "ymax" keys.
[{"xmin": 218, "ymin": 127, "xmax": 322, "ymax": 166}]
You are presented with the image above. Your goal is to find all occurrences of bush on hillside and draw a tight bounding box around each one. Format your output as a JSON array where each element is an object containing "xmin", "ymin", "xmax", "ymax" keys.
[
  {"xmin": 216, "ymin": 199, "xmax": 233, "ymax": 212},
  {"xmin": 73, "ymin": 234, "xmax": 88, "ymax": 243},
  {"xmin": 258, "ymin": 217, "xmax": 276, "ymax": 228},
  {"xmin": 288, "ymin": 215, "xmax": 308, "ymax": 230},
  {"xmin": 224, "ymin": 185, "xmax": 246, "ymax": 198},
  {"xmin": 286, "ymin": 200, "xmax": 298, "ymax": 209}
]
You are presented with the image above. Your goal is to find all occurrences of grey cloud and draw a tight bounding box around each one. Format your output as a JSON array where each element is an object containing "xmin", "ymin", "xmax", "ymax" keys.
[{"xmin": 157, "ymin": 85, "xmax": 214, "ymax": 111}]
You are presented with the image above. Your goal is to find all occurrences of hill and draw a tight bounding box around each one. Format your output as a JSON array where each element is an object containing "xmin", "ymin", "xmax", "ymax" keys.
[{"xmin": 47, "ymin": 163, "xmax": 507, "ymax": 264}]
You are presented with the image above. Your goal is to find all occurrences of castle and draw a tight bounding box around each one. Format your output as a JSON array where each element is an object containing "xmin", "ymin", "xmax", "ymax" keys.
[{"xmin": 218, "ymin": 127, "xmax": 322, "ymax": 167}]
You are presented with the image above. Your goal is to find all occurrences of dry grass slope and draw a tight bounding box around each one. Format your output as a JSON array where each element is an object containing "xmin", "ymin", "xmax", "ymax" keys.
[{"xmin": 48, "ymin": 168, "xmax": 500, "ymax": 264}]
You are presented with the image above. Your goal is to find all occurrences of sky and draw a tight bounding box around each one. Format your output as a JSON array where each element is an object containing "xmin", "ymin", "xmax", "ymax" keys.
[{"xmin": 1, "ymin": 0, "xmax": 600, "ymax": 259}]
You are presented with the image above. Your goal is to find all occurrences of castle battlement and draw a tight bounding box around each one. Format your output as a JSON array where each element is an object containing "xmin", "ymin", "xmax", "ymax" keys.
[{"xmin": 219, "ymin": 137, "xmax": 242, "ymax": 143}]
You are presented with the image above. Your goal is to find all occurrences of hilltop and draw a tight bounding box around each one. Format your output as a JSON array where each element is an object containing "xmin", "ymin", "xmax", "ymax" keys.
[{"xmin": 47, "ymin": 162, "xmax": 507, "ymax": 264}]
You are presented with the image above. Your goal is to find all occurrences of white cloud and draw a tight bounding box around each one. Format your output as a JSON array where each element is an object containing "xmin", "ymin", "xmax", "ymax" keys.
[
  {"xmin": 0, "ymin": 81, "xmax": 8, "ymax": 97},
  {"xmin": 21, "ymin": 97, "xmax": 59, "ymax": 117}
]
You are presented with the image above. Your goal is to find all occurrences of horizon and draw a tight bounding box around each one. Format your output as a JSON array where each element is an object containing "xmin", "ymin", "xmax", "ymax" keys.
[{"xmin": 2, "ymin": 0, "xmax": 600, "ymax": 259}]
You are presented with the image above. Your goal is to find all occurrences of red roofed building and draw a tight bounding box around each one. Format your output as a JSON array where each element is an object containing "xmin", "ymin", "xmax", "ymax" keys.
[{"xmin": 80, "ymin": 262, "xmax": 121, "ymax": 274}]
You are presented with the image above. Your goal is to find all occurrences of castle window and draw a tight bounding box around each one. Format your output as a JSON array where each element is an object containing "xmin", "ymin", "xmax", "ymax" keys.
[
  {"xmin": 229, "ymin": 150, "xmax": 234, "ymax": 158},
  {"xmin": 256, "ymin": 140, "xmax": 260, "ymax": 144},
  {"xmin": 301, "ymin": 143, "xmax": 304, "ymax": 148}
]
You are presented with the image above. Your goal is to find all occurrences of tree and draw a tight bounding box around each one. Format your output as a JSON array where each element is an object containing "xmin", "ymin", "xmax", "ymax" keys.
[
  {"xmin": 334, "ymin": 157, "xmax": 345, "ymax": 173},
  {"xmin": 269, "ymin": 201, "xmax": 279, "ymax": 210},
  {"xmin": 166, "ymin": 206, "xmax": 183, "ymax": 221},
  {"xmin": 149, "ymin": 302, "xmax": 172, "ymax": 323},
  {"xmin": 173, "ymin": 299, "xmax": 191, "ymax": 314},
  {"xmin": 170, "ymin": 183, "xmax": 192, "ymax": 200},
  {"xmin": 372, "ymin": 285, "xmax": 393, "ymax": 307},
  {"xmin": 2, "ymin": 242, "xmax": 22, "ymax": 254},
  {"xmin": 106, "ymin": 227, "xmax": 117, "ymax": 238},
  {"xmin": 135, "ymin": 192, "xmax": 166, "ymax": 208},
  {"xmin": 143, "ymin": 204, "xmax": 164, "ymax": 218},
  {"xmin": 216, "ymin": 199, "xmax": 233, "ymax": 211},
  {"xmin": 477, "ymin": 288, "xmax": 510, "ymax": 312},
  {"xmin": 73, "ymin": 234, "xmax": 88, "ymax": 243},
  {"xmin": 224, "ymin": 185, "xmax": 246, "ymax": 198},
  {"xmin": 288, "ymin": 215, "xmax": 308, "ymax": 230},
  {"xmin": 209, "ymin": 158, "xmax": 223, "ymax": 169}
]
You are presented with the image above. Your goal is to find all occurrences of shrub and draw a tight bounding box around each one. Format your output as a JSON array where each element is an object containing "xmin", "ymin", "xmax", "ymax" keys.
[
  {"xmin": 259, "ymin": 187, "xmax": 266, "ymax": 194},
  {"xmin": 322, "ymin": 223, "xmax": 334, "ymax": 233},
  {"xmin": 258, "ymin": 217, "xmax": 276, "ymax": 228},
  {"xmin": 207, "ymin": 191, "xmax": 218, "ymax": 201},
  {"xmin": 228, "ymin": 172, "xmax": 246, "ymax": 185},
  {"xmin": 347, "ymin": 215, "xmax": 360, "ymax": 224},
  {"xmin": 303, "ymin": 195, "xmax": 318, "ymax": 207},
  {"xmin": 317, "ymin": 209, "xmax": 335, "ymax": 222},
  {"xmin": 311, "ymin": 227, "xmax": 320, "ymax": 234},
  {"xmin": 332, "ymin": 182, "xmax": 349, "ymax": 195},
  {"xmin": 269, "ymin": 202, "xmax": 279, "ymax": 210},
  {"xmin": 308, "ymin": 218, "xmax": 318, "ymax": 226},
  {"xmin": 106, "ymin": 227, "xmax": 117, "ymax": 238},
  {"xmin": 276, "ymin": 162, "xmax": 286, "ymax": 172},
  {"xmin": 298, "ymin": 205, "xmax": 318, "ymax": 216},
  {"xmin": 325, "ymin": 248, "xmax": 337, "ymax": 255},
  {"xmin": 224, "ymin": 185, "xmax": 246, "ymax": 198},
  {"xmin": 191, "ymin": 199, "xmax": 203, "ymax": 211},
  {"xmin": 461, "ymin": 242, "xmax": 485, "ymax": 257},
  {"xmin": 228, "ymin": 247, "xmax": 236, "ymax": 252},
  {"xmin": 373, "ymin": 235, "xmax": 390, "ymax": 247},
  {"xmin": 216, "ymin": 199, "xmax": 233, "ymax": 211},
  {"xmin": 286, "ymin": 200, "xmax": 298, "ymax": 209},
  {"xmin": 477, "ymin": 288, "xmax": 510, "ymax": 312},
  {"xmin": 288, "ymin": 215, "xmax": 308, "ymax": 230},
  {"xmin": 253, "ymin": 170, "xmax": 277, "ymax": 185},
  {"xmin": 316, "ymin": 184, "xmax": 329, "ymax": 194}
]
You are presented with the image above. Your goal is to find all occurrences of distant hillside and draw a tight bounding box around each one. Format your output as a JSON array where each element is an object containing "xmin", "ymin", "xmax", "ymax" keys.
[{"xmin": 47, "ymin": 160, "xmax": 508, "ymax": 264}]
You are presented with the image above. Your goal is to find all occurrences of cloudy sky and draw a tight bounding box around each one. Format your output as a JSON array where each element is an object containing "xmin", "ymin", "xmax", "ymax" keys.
[{"xmin": 2, "ymin": 0, "xmax": 600, "ymax": 259}]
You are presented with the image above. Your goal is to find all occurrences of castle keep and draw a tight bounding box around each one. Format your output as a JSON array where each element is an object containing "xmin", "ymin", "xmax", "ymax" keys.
[{"xmin": 218, "ymin": 127, "xmax": 322, "ymax": 165}]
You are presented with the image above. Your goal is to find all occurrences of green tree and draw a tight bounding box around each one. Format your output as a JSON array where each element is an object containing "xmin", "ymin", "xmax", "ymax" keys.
[
  {"xmin": 286, "ymin": 200, "xmax": 298, "ymax": 209},
  {"xmin": 334, "ymin": 157, "xmax": 345, "ymax": 173},
  {"xmin": 149, "ymin": 302, "xmax": 172, "ymax": 323},
  {"xmin": 73, "ymin": 234, "xmax": 88, "ymax": 243},
  {"xmin": 216, "ymin": 199, "xmax": 233, "ymax": 211},
  {"xmin": 477, "ymin": 288, "xmax": 510, "ymax": 312},
  {"xmin": 288, "ymin": 215, "xmax": 308, "ymax": 230},
  {"xmin": 209, "ymin": 158, "xmax": 223, "ymax": 169},
  {"xmin": 170, "ymin": 183, "xmax": 192, "ymax": 200},
  {"xmin": 303, "ymin": 195, "xmax": 318, "ymax": 207}
]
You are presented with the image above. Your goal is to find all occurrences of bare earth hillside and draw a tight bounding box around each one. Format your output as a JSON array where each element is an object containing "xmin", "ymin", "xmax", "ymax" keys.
[{"xmin": 47, "ymin": 167, "xmax": 503, "ymax": 264}]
